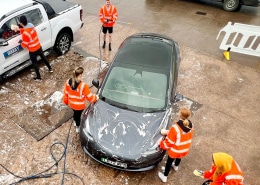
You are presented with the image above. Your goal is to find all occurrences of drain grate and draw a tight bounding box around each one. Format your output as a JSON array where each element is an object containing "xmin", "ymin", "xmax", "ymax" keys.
[{"xmin": 196, "ymin": 11, "xmax": 207, "ymax": 15}]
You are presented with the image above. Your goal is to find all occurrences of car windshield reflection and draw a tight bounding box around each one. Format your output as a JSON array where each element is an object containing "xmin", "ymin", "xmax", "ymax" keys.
[{"xmin": 101, "ymin": 64, "xmax": 168, "ymax": 113}]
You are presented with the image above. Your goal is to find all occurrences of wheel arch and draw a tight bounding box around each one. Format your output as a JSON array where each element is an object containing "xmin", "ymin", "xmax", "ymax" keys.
[
  {"xmin": 220, "ymin": 0, "xmax": 242, "ymax": 3},
  {"xmin": 53, "ymin": 27, "xmax": 74, "ymax": 55},
  {"xmin": 55, "ymin": 27, "xmax": 74, "ymax": 44}
]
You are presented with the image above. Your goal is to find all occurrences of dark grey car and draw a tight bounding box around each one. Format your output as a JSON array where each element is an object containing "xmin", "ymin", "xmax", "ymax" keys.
[
  {"xmin": 208, "ymin": 0, "xmax": 259, "ymax": 11},
  {"xmin": 80, "ymin": 33, "xmax": 181, "ymax": 171}
]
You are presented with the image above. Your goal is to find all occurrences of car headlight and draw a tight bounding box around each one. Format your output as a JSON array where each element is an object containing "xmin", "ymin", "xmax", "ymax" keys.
[
  {"xmin": 141, "ymin": 136, "xmax": 163, "ymax": 157},
  {"xmin": 83, "ymin": 117, "xmax": 94, "ymax": 141}
]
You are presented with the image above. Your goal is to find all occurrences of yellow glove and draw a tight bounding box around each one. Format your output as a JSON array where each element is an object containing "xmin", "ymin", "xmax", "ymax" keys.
[{"xmin": 193, "ymin": 169, "xmax": 204, "ymax": 178}]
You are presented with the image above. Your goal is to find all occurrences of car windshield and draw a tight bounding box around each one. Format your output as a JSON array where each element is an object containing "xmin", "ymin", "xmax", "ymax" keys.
[
  {"xmin": 100, "ymin": 36, "xmax": 173, "ymax": 113},
  {"xmin": 101, "ymin": 64, "xmax": 169, "ymax": 112}
]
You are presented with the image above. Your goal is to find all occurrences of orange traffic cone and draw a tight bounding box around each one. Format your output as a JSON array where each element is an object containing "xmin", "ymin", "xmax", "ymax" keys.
[{"xmin": 223, "ymin": 47, "xmax": 231, "ymax": 61}]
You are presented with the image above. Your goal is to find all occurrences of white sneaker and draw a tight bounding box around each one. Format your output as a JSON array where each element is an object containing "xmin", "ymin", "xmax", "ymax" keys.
[
  {"xmin": 172, "ymin": 164, "xmax": 179, "ymax": 171},
  {"xmin": 73, "ymin": 120, "xmax": 76, "ymax": 127},
  {"xmin": 76, "ymin": 126, "xmax": 80, "ymax": 133},
  {"xmin": 158, "ymin": 171, "xmax": 167, "ymax": 183},
  {"xmin": 33, "ymin": 77, "xmax": 42, "ymax": 82}
]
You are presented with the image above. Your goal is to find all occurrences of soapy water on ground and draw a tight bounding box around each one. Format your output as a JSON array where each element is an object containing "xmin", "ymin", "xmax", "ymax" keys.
[{"xmin": 0, "ymin": 50, "xmax": 201, "ymax": 185}]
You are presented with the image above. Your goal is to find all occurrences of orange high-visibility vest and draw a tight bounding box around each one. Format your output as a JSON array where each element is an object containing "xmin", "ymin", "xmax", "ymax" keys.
[
  {"xmin": 204, "ymin": 160, "xmax": 244, "ymax": 185},
  {"xmin": 20, "ymin": 27, "xmax": 41, "ymax": 52},
  {"xmin": 99, "ymin": 4, "xmax": 118, "ymax": 27},
  {"xmin": 63, "ymin": 79, "xmax": 98, "ymax": 110},
  {"xmin": 160, "ymin": 123, "xmax": 193, "ymax": 158}
]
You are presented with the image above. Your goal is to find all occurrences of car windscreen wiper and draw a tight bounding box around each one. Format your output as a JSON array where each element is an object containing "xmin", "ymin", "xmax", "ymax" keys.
[
  {"xmin": 101, "ymin": 97, "xmax": 128, "ymax": 109},
  {"xmin": 116, "ymin": 104, "xmax": 131, "ymax": 110},
  {"xmin": 146, "ymin": 108, "xmax": 163, "ymax": 113},
  {"xmin": 101, "ymin": 96, "xmax": 115, "ymax": 105}
]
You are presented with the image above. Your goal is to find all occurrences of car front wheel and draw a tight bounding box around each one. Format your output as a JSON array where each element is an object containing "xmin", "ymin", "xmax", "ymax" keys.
[
  {"xmin": 223, "ymin": 0, "xmax": 240, "ymax": 11},
  {"xmin": 54, "ymin": 32, "xmax": 72, "ymax": 55}
]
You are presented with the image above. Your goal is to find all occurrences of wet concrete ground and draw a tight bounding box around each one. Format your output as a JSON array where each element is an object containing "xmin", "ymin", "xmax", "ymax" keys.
[
  {"xmin": 1, "ymin": 1, "xmax": 260, "ymax": 185},
  {"xmin": 77, "ymin": 0, "xmax": 260, "ymax": 68},
  {"xmin": 73, "ymin": 14, "xmax": 260, "ymax": 185}
]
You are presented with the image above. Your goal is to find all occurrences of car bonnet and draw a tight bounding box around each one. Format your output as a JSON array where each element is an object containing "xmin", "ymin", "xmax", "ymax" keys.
[{"xmin": 86, "ymin": 100, "xmax": 166, "ymax": 158}]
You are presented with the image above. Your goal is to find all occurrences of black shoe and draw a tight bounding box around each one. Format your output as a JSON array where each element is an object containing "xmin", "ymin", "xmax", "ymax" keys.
[
  {"xmin": 102, "ymin": 41, "xmax": 106, "ymax": 49},
  {"xmin": 49, "ymin": 69, "xmax": 53, "ymax": 73},
  {"xmin": 109, "ymin": 43, "xmax": 112, "ymax": 51},
  {"xmin": 33, "ymin": 77, "xmax": 42, "ymax": 81}
]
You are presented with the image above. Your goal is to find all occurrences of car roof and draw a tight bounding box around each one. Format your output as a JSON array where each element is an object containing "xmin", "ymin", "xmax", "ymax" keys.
[
  {"xmin": 114, "ymin": 33, "xmax": 176, "ymax": 70},
  {"xmin": 0, "ymin": 0, "xmax": 34, "ymax": 21}
]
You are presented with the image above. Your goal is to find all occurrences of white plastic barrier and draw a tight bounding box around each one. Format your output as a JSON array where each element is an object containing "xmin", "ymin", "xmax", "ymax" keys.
[{"xmin": 216, "ymin": 22, "xmax": 260, "ymax": 57}]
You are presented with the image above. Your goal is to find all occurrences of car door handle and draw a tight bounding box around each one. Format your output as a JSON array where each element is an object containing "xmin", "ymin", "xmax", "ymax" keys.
[{"xmin": 41, "ymin": 27, "xmax": 47, "ymax": 31}]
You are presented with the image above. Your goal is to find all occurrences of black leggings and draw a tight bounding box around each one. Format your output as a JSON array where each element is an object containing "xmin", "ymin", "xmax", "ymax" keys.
[
  {"xmin": 164, "ymin": 155, "xmax": 181, "ymax": 176},
  {"xmin": 72, "ymin": 109, "xmax": 83, "ymax": 127}
]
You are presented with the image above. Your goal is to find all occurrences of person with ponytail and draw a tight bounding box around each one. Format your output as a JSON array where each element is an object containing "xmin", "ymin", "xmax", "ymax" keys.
[
  {"xmin": 158, "ymin": 107, "xmax": 194, "ymax": 183},
  {"xmin": 63, "ymin": 67, "xmax": 99, "ymax": 133}
]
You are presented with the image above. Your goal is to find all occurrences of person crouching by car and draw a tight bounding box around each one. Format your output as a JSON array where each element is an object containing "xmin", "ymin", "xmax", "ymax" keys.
[
  {"xmin": 158, "ymin": 107, "xmax": 194, "ymax": 183},
  {"xmin": 63, "ymin": 67, "xmax": 99, "ymax": 133}
]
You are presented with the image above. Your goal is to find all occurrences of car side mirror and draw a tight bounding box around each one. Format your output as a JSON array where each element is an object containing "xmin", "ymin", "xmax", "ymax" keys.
[
  {"xmin": 0, "ymin": 39, "xmax": 8, "ymax": 46},
  {"xmin": 174, "ymin": 93, "xmax": 183, "ymax": 103},
  {"xmin": 92, "ymin": 78, "xmax": 99, "ymax": 88}
]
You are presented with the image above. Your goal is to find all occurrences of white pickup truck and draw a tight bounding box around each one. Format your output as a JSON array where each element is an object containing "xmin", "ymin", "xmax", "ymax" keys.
[{"xmin": 0, "ymin": 0, "xmax": 83, "ymax": 81}]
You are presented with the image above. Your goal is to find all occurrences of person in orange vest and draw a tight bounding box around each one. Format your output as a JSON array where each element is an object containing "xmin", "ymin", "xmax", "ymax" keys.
[
  {"xmin": 194, "ymin": 152, "xmax": 244, "ymax": 185},
  {"xmin": 158, "ymin": 107, "xmax": 194, "ymax": 183},
  {"xmin": 99, "ymin": 0, "xmax": 118, "ymax": 51},
  {"xmin": 18, "ymin": 15, "xmax": 53, "ymax": 81},
  {"xmin": 63, "ymin": 67, "xmax": 99, "ymax": 133}
]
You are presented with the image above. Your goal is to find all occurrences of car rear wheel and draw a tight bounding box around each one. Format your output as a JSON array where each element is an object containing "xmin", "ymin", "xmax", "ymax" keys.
[
  {"xmin": 223, "ymin": 0, "xmax": 240, "ymax": 11},
  {"xmin": 54, "ymin": 32, "xmax": 72, "ymax": 55}
]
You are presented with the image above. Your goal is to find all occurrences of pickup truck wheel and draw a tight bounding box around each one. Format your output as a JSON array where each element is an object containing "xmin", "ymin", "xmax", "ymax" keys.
[
  {"xmin": 223, "ymin": 0, "xmax": 240, "ymax": 11},
  {"xmin": 54, "ymin": 32, "xmax": 72, "ymax": 55}
]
